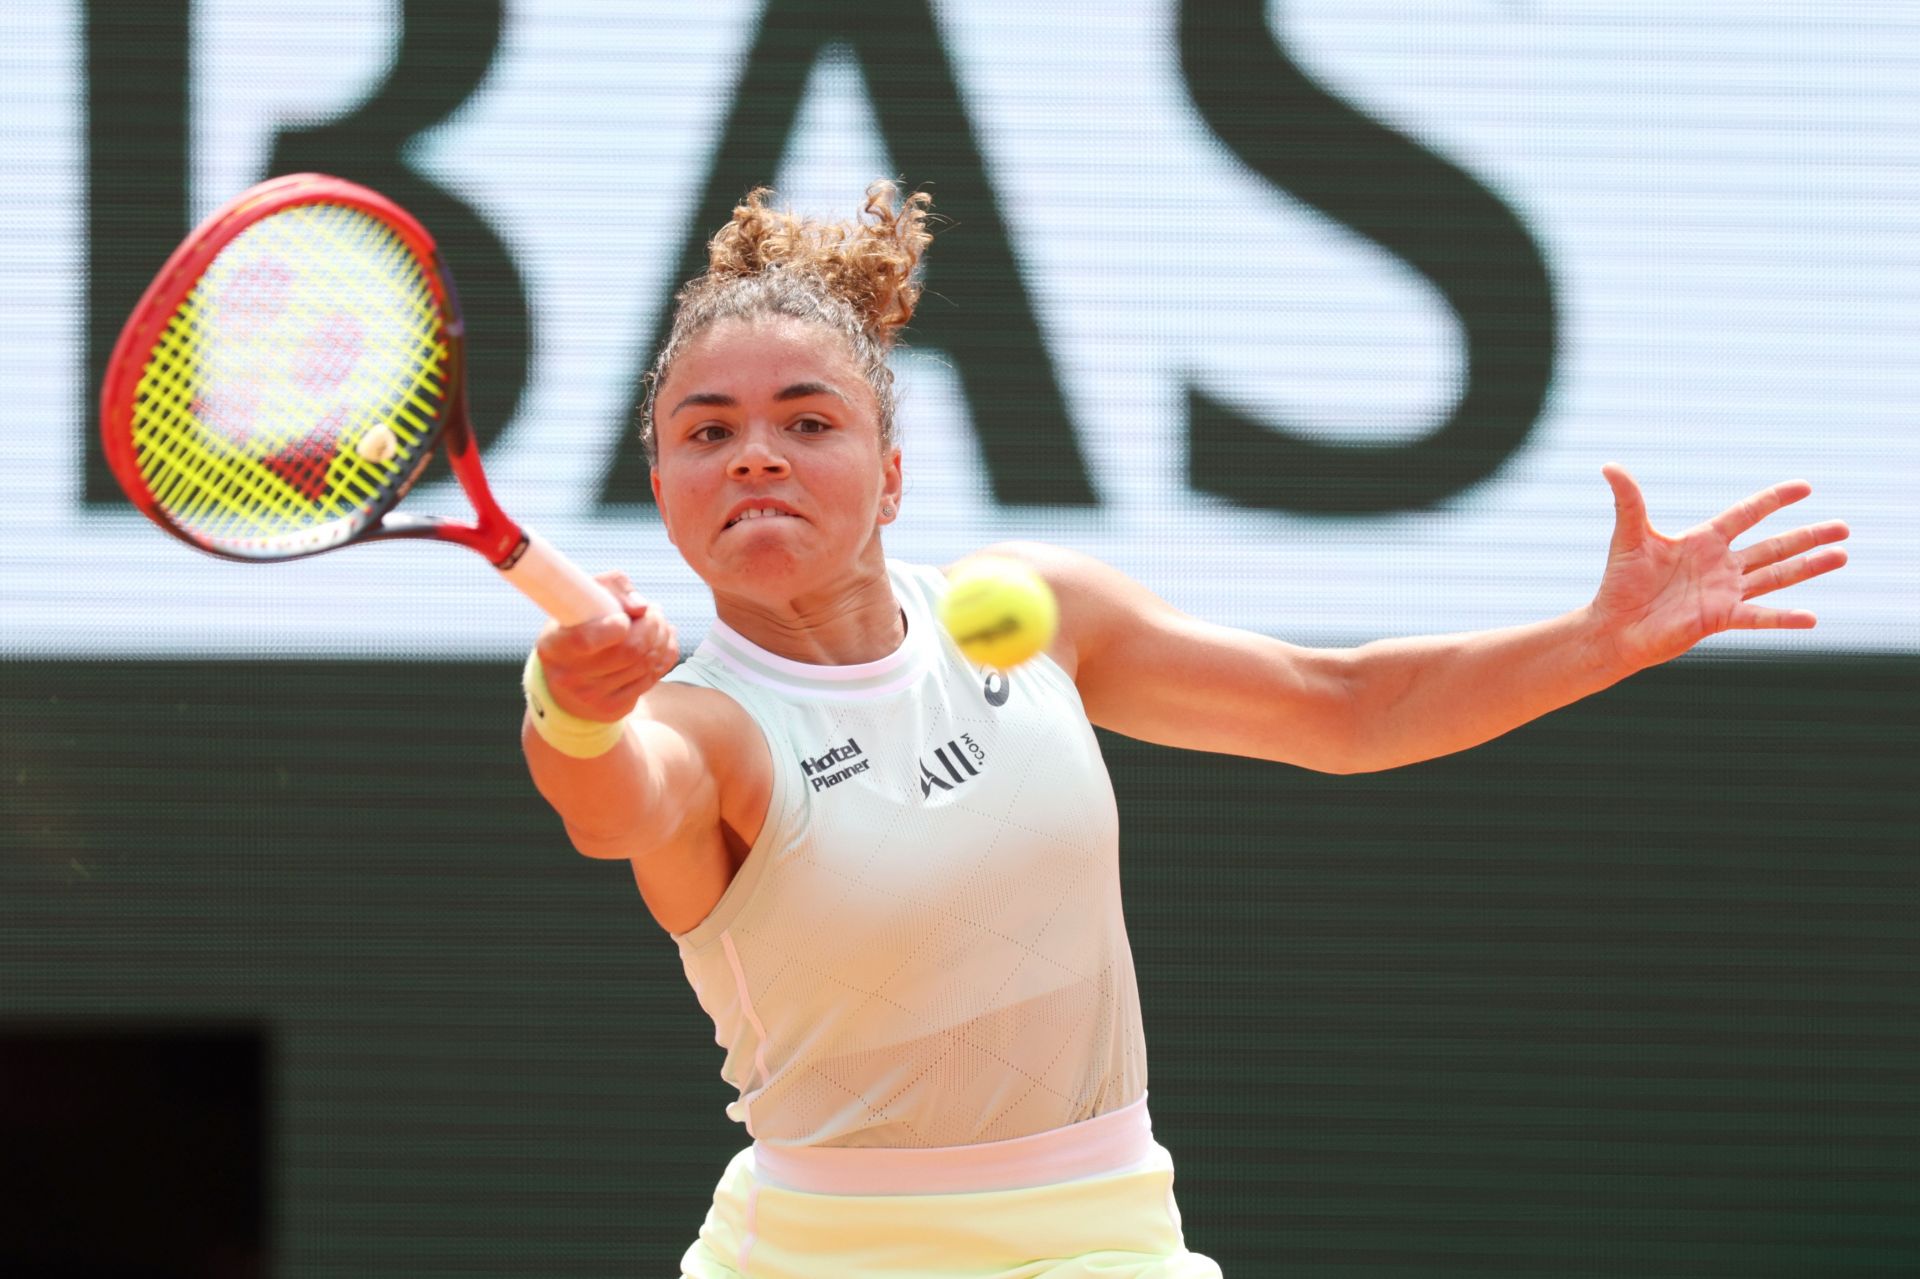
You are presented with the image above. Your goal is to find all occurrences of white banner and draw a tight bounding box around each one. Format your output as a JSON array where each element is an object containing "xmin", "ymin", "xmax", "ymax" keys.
[{"xmin": 3, "ymin": 1, "xmax": 1913, "ymax": 656}]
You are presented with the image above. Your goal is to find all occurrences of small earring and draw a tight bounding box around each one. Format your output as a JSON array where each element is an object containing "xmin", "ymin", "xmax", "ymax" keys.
[{"xmin": 881, "ymin": 505, "xmax": 896, "ymax": 518}]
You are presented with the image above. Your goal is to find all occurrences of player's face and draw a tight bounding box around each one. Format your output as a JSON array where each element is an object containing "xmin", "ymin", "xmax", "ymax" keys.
[{"xmin": 650, "ymin": 316, "xmax": 902, "ymax": 596}]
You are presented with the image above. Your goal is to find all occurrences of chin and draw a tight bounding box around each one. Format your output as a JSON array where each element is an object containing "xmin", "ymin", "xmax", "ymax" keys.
[{"xmin": 704, "ymin": 543, "xmax": 813, "ymax": 591}]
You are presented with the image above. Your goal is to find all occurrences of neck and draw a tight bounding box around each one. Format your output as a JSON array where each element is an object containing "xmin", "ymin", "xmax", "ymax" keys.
[{"xmin": 710, "ymin": 552, "xmax": 905, "ymax": 666}]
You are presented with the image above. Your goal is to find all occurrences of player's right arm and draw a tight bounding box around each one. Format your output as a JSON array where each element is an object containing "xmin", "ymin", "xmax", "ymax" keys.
[{"xmin": 519, "ymin": 575, "xmax": 770, "ymax": 933}]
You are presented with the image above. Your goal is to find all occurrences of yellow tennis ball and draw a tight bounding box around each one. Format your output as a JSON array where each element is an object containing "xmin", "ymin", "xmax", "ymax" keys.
[
  {"xmin": 940, "ymin": 556, "xmax": 1058, "ymax": 669},
  {"xmin": 355, "ymin": 423, "xmax": 399, "ymax": 464}
]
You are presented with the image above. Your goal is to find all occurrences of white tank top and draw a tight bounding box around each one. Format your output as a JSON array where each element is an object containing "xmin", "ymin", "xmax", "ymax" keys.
[{"xmin": 660, "ymin": 560, "xmax": 1149, "ymax": 1150}]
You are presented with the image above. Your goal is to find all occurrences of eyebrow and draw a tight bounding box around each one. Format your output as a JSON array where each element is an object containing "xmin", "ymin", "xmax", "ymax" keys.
[{"xmin": 669, "ymin": 382, "xmax": 849, "ymax": 418}]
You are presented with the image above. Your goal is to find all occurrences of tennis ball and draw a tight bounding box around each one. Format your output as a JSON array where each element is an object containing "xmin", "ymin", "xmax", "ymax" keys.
[
  {"xmin": 939, "ymin": 556, "xmax": 1058, "ymax": 669},
  {"xmin": 355, "ymin": 423, "xmax": 399, "ymax": 464}
]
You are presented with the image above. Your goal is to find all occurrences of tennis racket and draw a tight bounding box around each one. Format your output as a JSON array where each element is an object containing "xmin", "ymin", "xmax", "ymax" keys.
[{"xmin": 99, "ymin": 172, "xmax": 618, "ymax": 627}]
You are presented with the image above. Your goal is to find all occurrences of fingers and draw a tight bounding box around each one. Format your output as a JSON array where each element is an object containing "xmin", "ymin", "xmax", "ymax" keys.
[
  {"xmin": 602, "ymin": 664, "xmax": 664, "ymax": 710},
  {"xmin": 543, "ymin": 622, "xmax": 677, "ymax": 720},
  {"xmin": 1721, "ymin": 494, "xmax": 1847, "ymax": 611},
  {"xmin": 537, "ymin": 578, "xmax": 663, "ymax": 665},
  {"xmin": 535, "ymin": 576, "xmax": 681, "ymax": 721},
  {"xmin": 1602, "ymin": 462, "xmax": 1650, "ymax": 553},
  {"xmin": 1742, "ymin": 545, "xmax": 1849, "ymax": 601},
  {"xmin": 1730, "ymin": 603, "xmax": 1818, "ymax": 630},
  {"xmin": 538, "ymin": 612, "xmax": 628, "ymax": 662},
  {"xmin": 1709, "ymin": 478, "xmax": 1813, "ymax": 542},
  {"xmin": 1736, "ymin": 519, "xmax": 1851, "ymax": 573},
  {"xmin": 634, "ymin": 609, "xmax": 681, "ymax": 678}
]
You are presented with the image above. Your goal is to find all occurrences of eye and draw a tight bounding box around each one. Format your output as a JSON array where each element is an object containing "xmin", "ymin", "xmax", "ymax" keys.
[
  {"xmin": 790, "ymin": 416, "xmax": 830, "ymax": 434},
  {"xmin": 689, "ymin": 423, "xmax": 732, "ymax": 444}
]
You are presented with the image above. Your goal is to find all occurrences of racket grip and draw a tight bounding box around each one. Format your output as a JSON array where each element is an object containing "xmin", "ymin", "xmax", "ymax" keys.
[{"xmin": 497, "ymin": 529, "xmax": 623, "ymax": 626}]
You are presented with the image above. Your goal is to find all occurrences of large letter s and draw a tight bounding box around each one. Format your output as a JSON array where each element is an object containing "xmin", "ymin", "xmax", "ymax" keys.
[{"xmin": 1180, "ymin": 2, "xmax": 1556, "ymax": 514}]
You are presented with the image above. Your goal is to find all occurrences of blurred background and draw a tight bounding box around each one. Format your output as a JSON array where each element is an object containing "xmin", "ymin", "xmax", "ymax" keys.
[{"xmin": 3, "ymin": 2, "xmax": 1916, "ymax": 1275}]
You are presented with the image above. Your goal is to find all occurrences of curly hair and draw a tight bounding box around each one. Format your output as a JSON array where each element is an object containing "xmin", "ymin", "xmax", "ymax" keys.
[{"xmin": 641, "ymin": 181, "xmax": 934, "ymax": 464}]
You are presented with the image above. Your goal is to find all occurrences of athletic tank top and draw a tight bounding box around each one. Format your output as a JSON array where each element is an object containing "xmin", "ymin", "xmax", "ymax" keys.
[{"xmin": 660, "ymin": 560, "xmax": 1149, "ymax": 1150}]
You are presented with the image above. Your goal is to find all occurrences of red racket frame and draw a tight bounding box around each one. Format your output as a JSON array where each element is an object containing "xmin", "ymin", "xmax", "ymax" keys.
[{"xmin": 100, "ymin": 172, "xmax": 528, "ymax": 567}]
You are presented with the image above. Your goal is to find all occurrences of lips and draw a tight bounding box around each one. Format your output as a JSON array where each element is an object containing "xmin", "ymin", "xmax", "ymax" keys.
[{"xmin": 723, "ymin": 500, "xmax": 803, "ymax": 529}]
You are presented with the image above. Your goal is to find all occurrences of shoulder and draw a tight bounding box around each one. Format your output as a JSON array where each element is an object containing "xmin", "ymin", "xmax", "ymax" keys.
[
  {"xmin": 632, "ymin": 674, "xmax": 775, "ymax": 859},
  {"xmin": 640, "ymin": 673, "xmax": 751, "ymax": 729},
  {"xmin": 627, "ymin": 670, "xmax": 771, "ymax": 811},
  {"xmin": 949, "ymin": 542, "xmax": 1169, "ymax": 682},
  {"xmin": 643, "ymin": 667, "xmax": 766, "ymax": 765}
]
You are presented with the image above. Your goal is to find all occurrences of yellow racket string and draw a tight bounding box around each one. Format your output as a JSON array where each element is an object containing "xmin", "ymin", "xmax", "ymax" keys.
[
  {"xmin": 136, "ymin": 216, "xmax": 439, "ymax": 537},
  {"xmin": 130, "ymin": 203, "xmax": 449, "ymax": 546}
]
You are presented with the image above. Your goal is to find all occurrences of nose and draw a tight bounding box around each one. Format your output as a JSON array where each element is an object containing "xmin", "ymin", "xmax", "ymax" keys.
[{"xmin": 728, "ymin": 429, "xmax": 790, "ymax": 480}]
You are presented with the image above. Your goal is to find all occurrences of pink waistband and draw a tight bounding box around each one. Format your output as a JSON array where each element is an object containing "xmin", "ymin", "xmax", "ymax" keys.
[{"xmin": 749, "ymin": 1094, "xmax": 1157, "ymax": 1196}]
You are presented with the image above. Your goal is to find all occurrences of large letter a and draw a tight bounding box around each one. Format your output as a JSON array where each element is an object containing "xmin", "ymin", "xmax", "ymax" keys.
[{"xmin": 599, "ymin": 0, "xmax": 1095, "ymax": 509}]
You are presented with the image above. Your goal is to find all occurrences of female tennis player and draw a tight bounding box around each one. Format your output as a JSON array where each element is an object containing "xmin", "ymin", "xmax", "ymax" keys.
[{"xmin": 520, "ymin": 183, "xmax": 1848, "ymax": 1278}]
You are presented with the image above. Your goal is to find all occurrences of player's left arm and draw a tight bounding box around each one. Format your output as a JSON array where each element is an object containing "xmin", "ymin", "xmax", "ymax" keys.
[{"xmin": 990, "ymin": 466, "xmax": 1849, "ymax": 775}]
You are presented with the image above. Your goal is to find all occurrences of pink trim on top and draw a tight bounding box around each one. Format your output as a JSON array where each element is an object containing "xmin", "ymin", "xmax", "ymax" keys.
[
  {"xmin": 736, "ymin": 1179, "xmax": 761, "ymax": 1273},
  {"xmin": 720, "ymin": 931, "xmax": 772, "ymax": 1139},
  {"xmin": 748, "ymin": 1093, "xmax": 1156, "ymax": 1196}
]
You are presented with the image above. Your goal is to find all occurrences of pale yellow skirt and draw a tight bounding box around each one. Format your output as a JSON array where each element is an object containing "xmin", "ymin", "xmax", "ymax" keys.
[{"xmin": 679, "ymin": 1106, "xmax": 1222, "ymax": 1278}]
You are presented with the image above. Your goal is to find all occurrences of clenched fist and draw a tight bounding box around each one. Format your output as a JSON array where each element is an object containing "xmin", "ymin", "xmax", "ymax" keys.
[{"xmin": 535, "ymin": 571, "xmax": 680, "ymax": 722}]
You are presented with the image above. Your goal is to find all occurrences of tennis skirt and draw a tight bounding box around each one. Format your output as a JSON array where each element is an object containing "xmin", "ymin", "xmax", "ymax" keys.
[{"xmin": 679, "ymin": 1095, "xmax": 1222, "ymax": 1278}]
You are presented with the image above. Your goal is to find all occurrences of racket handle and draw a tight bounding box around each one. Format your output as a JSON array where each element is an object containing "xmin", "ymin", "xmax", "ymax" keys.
[{"xmin": 497, "ymin": 529, "xmax": 623, "ymax": 626}]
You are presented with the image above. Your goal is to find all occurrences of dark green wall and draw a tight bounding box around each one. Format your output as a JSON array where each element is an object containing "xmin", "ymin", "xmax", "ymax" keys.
[{"xmin": 3, "ymin": 656, "xmax": 1917, "ymax": 1276}]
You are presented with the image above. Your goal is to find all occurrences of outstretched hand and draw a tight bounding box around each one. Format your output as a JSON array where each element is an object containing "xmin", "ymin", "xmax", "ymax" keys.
[{"xmin": 1590, "ymin": 464, "xmax": 1850, "ymax": 672}]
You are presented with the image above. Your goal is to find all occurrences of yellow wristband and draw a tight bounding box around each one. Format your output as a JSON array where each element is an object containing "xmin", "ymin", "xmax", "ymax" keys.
[{"xmin": 522, "ymin": 650, "xmax": 627, "ymax": 759}]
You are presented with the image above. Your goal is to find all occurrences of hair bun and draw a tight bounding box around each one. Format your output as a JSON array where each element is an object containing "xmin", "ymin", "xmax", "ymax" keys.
[{"xmin": 706, "ymin": 181, "xmax": 933, "ymax": 347}]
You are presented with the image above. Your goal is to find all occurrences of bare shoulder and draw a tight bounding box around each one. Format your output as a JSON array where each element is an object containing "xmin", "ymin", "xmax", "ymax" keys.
[
  {"xmin": 635, "ymin": 675, "xmax": 756, "ymax": 743},
  {"xmin": 954, "ymin": 543, "xmax": 1354, "ymax": 766},
  {"xmin": 617, "ymin": 675, "xmax": 774, "ymax": 934},
  {"xmin": 953, "ymin": 541, "xmax": 1177, "ymax": 682},
  {"xmin": 632, "ymin": 678, "xmax": 772, "ymax": 837}
]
